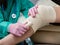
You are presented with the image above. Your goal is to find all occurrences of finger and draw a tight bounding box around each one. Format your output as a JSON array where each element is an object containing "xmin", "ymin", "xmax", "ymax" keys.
[
  {"xmin": 19, "ymin": 23, "xmax": 29, "ymax": 30},
  {"xmin": 19, "ymin": 30, "xmax": 25, "ymax": 34},
  {"xmin": 32, "ymin": 7, "xmax": 37, "ymax": 17},
  {"xmin": 10, "ymin": 30, "xmax": 22, "ymax": 36},
  {"xmin": 35, "ymin": 5, "xmax": 38, "ymax": 13},
  {"xmin": 21, "ymin": 29, "xmax": 27, "ymax": 32},
  {"xmin": 28, "ymin": 9, "xmax": 32, "ymax": 16},
  {"xmin": 15, "ymin": 30, "xmax": 22, "ymax": 36},
  {"xmin": 23, "ymin": 21, "xmax": 28, "ymax": 25},
  {"xmin": 28, "ymin": 12, "xmax": 31, "ymax": 16},
  {"xmin": 35, "ymin": 5, "xmax": 38, "ymax": 8},
  {"xmin": 9, "ymin": 29, "xmax": 16, "ymax": 34},
  {"xmin": 23, "ymin": 25, "xmax": 30, "ymax": 30},
  {"xmin": 34, "ymin": 6, "xmax": 38, "ymax": 14},
  {"xmin": 19, "ymin": 27, "xmax": 27, "ymax": 32},
  {"xmin": 23, "ymin": 21, "xmax": 32, "ymax": 30},
  {"xmin": 33, "ymin": 7, "xmax": 38, "ymax": 14},
  {"xmin": 31, "ymin": 8, "xmax": 36, "ymax": 17},
  {"xmin": 29, "ymin": 8, "xmax": 34, "ymax": 16}
]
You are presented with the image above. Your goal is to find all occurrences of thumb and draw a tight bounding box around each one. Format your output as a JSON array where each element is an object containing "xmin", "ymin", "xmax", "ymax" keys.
[
  {"xmin": 23, "ymin": 21, "xmax": 32, "ymax": 30},
  {"xmin": 25, "ymin": 22, "xmax": 32, "ymax": 27}
]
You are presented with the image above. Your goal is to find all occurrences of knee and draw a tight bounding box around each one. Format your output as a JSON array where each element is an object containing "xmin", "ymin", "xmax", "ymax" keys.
[{"xmin": 37, "ymin": 5, "xmax": 56, "ymax": 23}]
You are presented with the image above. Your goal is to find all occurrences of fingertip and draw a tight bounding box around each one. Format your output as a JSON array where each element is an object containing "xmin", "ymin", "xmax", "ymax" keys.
[
  {"xmin": 26, "ymin": 26, "xmax": 30, "ymax": 30},
  {"xmin": 31, "ymin": 14, "xmax": 36, "ymax": 18},
  {"xmin": 24, "ymin": 26, "xmax": 30, "ymax": 30},
  {"xmin": 33, "ymin": 16, "xmax": 35, "ymax": 18},
  {"xmin": 35, "ymin": 5, "xmax": 38, "ymax": 8}
]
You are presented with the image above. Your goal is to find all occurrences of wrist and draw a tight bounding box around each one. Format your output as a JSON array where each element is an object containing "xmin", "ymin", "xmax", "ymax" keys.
[{"xmin": 8, "ymin": 24, "xmax": 13, "ymax": 32}]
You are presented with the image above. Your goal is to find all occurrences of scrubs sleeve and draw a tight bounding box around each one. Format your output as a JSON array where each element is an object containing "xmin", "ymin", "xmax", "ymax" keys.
[
  {"xmin": 21, "ymin": 0, "xmax": 34, "ymax": 18},
  {"xmin": 0, "ymin": 10, "xmax": 11, "ymax": 38}
]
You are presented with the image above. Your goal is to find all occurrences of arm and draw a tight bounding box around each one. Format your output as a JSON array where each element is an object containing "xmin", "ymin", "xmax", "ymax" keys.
[
  {"xmin": 0, "ymin": 0, "xmax": 34, "ymax": 45},
  {"xmin": 1, "ymin": 5, "xmax": 60, "ymax": 45},
  {"xmin": 0, "ymin": 5, "xmax": 49, "ymax": 45},
  {"xmin": 0, "ymin": 27, "xmax": 34, "ymax": 45}
]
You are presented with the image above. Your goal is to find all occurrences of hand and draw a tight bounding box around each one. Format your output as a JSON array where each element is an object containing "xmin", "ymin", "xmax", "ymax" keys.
[
  {"xmin": 28, "ymin": 5, "xmax": 38, "ymax": 18},
  {"xmin": 9, "ymin": 23, "xmax": 29, "ymax": 36}
]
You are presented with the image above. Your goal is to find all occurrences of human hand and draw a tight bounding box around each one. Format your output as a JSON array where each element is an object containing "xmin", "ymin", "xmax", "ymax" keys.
[
  {"xmin": 9, "ymin": 23, "xmax": 29, "ymax": 36},
  {"xmin": 28, "ymin": 5, "xmax": 38, "ymax": 18}
]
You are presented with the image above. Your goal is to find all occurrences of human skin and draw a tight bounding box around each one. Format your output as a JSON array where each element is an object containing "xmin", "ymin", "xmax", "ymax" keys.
[
  {"xmin": 0, "ymin": 6, "xmax": 60, "ymax": 45},
  {"xmin": 0, "ymin": 27, "xmax": 34, "ymax": 45}
]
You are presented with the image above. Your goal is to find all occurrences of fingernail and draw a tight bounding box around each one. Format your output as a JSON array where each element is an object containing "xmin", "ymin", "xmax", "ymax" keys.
[{"xmin": 33, "ymin": 16, "xmax": 35, "ymax": 18}]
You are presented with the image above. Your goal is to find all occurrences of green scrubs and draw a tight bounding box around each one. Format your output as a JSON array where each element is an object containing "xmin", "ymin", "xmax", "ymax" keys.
[{"xmin": 0, "ymin": 0, "xmax": 34, "ymax": 39}]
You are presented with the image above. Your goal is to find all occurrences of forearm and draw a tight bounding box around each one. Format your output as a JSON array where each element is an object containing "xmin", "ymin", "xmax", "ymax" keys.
[
  {"xmin": 1, "ymin": 5, "xmax": 60, "ymax": 45},
  {"xmin": 0, "ymin": 27, "xmax": 34, "ymax": 45},
  {"xmin": 0, "ymin": 40, "xmax": 15, "ymax": 45}
]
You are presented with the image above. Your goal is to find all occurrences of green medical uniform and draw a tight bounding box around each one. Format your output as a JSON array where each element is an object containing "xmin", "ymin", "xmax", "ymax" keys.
[{"xmin": 0, "ymin": 0, "xmax": 34, "ymax": 39}]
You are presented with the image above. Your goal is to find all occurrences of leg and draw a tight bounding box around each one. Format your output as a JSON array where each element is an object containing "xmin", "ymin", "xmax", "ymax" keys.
[{"xmin": 0, "ymin": 5, "xmax": 58, "ymax": 45}]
